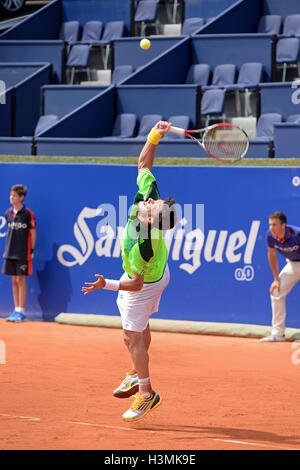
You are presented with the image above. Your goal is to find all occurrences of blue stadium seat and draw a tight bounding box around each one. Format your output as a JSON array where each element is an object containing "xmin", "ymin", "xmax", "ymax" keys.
[
  {"xmin": 203, "ymin": 64, "xmax": 236, "ymax": 90},
  {"xmin": 111, "ymin": 113, "xmax": 138, "ymax": 138},
  {"xmin": 95, "ymin": 21, "xmax": 125, "ymax": 69},
  {"xmin": 252, "ymin": 113, "xmax": 282, "ymax": 142},
  {"xmin": 226, "ymin": 62, "xmax": 263, "ymax": 116},
  {"xmin": 65, "ymin": 45, "xmax": 91, "ymax": 84},
  {"xmin": 34, "ymin": 115, "xmax": 58, "ymax": 136},
  {"xmin": 59, "ymin": 21, "xmax": 81, "ymax": 44},
  {"xmin": 201, "ymin": 89, "xmax": 225, "ymax": 127},
  {"xmin": 182, "ymin": 17, "xmax": 205, "ymax": 36},
  {"xmin": 257, "ymin": 15, "xmax": 282, "ymax": 34},
  {"xmin": 276, "ymin": 37, "xmax": 300, "ymax": 81},
  {"xmin": 134, "ymin": 1, "xmax": 159, "ymax": 37},
  {"xmin": 137, "ymin": 114, "xmax": 163, "ymax": 137},
  {"xmin": 228, "ymin": 62, "xmax": 263, "ymax": 89},
  {"xmin": 164, "ymin": 115, "xmax": 190, "ymax": 140},
  {"xmin": 185, "ymin": 64, "xmax": 210, "ymax": 86},
  {"xmin": 98, "ymin": 113, "xmax": 138, "ymax": 140},
  {"xmin": 111, "ymin": 65, "xmax": 134, "ymax": 85},
  {"xmin": 282, "ymin": 14, "xmax": 300, "ymax": 36},
  {"xmin": 78, "ymin": 21, "xmax": 103, "ymax": 45}
]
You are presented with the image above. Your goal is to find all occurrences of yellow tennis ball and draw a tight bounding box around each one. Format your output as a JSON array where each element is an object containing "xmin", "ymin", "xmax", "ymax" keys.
[{"xmin": 140, "ymin": 38, "xmax": 151, "ymax": 50}]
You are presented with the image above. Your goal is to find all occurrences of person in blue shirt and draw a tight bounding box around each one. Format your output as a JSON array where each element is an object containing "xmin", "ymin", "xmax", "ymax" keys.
[
  {"xmin": 2, "ymin": 184, "xmax": 37, "ymax": 322},
  {"xmin": 261, "ymin": 211, "xmax": 300, "ymax": 342}
]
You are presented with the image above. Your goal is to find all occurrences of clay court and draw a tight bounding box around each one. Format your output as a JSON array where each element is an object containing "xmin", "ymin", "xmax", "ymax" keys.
[{"xmin": 0, "ymin": 319, "xmax": 299, "ymax": 451}]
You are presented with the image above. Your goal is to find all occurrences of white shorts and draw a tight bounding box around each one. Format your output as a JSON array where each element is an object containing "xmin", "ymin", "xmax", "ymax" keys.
[{"xmin": 116, "ymin": 264, "xmax": 170, "ymax": 332}]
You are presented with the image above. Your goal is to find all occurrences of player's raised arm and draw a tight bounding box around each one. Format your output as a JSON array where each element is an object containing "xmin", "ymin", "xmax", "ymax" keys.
[{"xmin": 138, "ymin": 120, "xmax": 172, "ymax": 173}]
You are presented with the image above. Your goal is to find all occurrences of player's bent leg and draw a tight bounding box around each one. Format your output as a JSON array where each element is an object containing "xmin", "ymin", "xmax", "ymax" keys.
[
  {"xmin": 123, "ymin": 329, "xmax": 150, "ymax": 380},
  {"xmin": 142, "ymin": 323, "xmax": 151, "ymax": 351},
  {"xmin": 122, "ymin": 391, "xmax": 162, "ymax": 422},
  {"xmin": 271, "ymin": 263, "xmax": 298, "ymax": 337},
  {"xmin": 262, "ymin": 262, "xmax": 299, "ymax": 341}
]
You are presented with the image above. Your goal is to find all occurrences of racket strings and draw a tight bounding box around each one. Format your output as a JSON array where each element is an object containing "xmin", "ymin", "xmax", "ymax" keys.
[{"xmin": 203, "ymin": 125, "xmax": 248, "ymax": 162}]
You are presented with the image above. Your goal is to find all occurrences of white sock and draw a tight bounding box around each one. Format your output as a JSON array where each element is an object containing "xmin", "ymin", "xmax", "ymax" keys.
[
  {"xmin": 138, "ymin": 377, "xmax": 151, "ymax": 398},
  {"xmin": 15, "ymin": 307, "xmax": 25, "ymax": 314}
]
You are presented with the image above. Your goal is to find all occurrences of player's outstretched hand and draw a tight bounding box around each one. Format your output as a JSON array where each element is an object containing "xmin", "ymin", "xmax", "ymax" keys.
[
  {"xmin": 81, "ymin": 274, "xmax": 106, "ymax": 295},
  {"xmin": 154, "ymin": 120, "xmax": 172, "ymax": 136}
]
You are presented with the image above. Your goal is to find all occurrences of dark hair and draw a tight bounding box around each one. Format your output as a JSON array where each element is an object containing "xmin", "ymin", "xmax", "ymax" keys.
[
  {"xmin": 269, "ymin": 211, "xmax": 287, "ymax": 224},
  {"xmin": 154, "ymin": 196, "xmax": 177, "ymax": 231},
  {"xmin": 10, "ymin": 184, "xmax": 27, "ymax": 198}
]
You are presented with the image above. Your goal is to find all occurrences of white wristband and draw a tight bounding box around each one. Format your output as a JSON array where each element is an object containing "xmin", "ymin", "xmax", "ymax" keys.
[{"xmin": 103, "ymin": 279, "xmax": 120, "ymax": 291}]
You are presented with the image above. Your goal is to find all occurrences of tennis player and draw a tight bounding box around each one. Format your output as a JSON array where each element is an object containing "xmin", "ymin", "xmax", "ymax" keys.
[
  {"xmin": 261, "ymin": 211, "xmax": 300, "ymax": 342},
  {"xmin": 81, "ymin": 120, "xmax": 177, "ymax": 421}
]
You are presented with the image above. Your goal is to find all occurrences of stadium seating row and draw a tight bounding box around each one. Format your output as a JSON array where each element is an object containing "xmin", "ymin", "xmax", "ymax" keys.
[{"xmin": 0, "ymin": 0, "xmax": 300, "ymax": 158}]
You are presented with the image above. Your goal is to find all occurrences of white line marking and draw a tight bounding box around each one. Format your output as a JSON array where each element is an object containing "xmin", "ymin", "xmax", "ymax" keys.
[
  {"xmin": 67, "ymin": 421, "xmax": 138, "ymax": 432},
  {"xmin": 0, "ymin": 413, "xmax": 40, "ymax": 421},
  {"xmin": 104, "ymin": 425, "xmax": 140, "ymax": 432},
  {"xmin": 67, "ymin": 421, "xmax": 98, "ymax": 427},
  {"xmin": 213, "ymin": 438, "xmax": 297, "ymax": 450},
  {"xmin": 0, "ymin": 414, "xmax": 298, "ymax": 449}
]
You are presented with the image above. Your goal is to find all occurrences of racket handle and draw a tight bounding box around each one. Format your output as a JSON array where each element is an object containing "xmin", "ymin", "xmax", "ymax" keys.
[{"xmin": 169, "ymin": 126, "xmax": 185, "ymax": 135}]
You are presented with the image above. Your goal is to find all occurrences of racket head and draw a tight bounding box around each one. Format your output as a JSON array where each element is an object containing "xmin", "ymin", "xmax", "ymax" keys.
[{"xmin": 201, "ymin": 123, "xmax": 249, "ymax": 163}]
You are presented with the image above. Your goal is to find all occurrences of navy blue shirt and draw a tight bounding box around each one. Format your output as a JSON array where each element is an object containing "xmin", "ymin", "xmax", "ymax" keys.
[
  {"xmin": 4, "ymin": 205, "xmax": 36, "ymax": 260},
  {"xmin": 266, "ymin": 225, "xmax": 300, "ymax": 261}
]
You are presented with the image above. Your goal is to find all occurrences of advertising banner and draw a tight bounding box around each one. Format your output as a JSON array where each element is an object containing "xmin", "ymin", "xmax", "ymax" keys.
[{"xmin": 0, "ymin": 163, "xmax": 299, "ymax": 329}]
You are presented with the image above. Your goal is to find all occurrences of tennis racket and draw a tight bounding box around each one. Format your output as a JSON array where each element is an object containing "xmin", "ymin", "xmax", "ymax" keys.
[{"xmin": 169, "ymin": 122, "xmax": 249, "ymax": 163}]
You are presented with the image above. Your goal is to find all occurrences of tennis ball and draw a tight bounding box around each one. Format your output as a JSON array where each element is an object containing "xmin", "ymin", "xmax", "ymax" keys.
[{"xmin": 140, "ymin": 38, "xmax": 151, "ymax": 50}]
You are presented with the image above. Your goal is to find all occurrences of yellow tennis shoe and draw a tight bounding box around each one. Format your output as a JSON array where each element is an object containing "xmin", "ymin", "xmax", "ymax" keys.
[
  {"xmin": 113, "ymin": 373, "xmax": 139, "ymax": 398},
  {"xmin": 122, "ymin": 391, "xmax": 162, "ymax": 422}
]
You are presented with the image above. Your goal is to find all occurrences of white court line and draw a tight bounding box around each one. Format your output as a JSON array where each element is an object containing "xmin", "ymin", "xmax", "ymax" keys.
[
  {"xmin": 214, "ymin": 438, "xmax": 297, "ymax": 451},
  {"xmin": 0, "ymin": 413, "xmax": 40, "ymax": 421},
  {"xmin": 67, "ymin": 421, "xmax": 138, "ymax": 432},
  {"xmin": 0, "ymin": 414, "xmax": 298, "ymax": 449},
  {"xmin": 67, "ymin": 421, "xmax": 99, "ymax": 427}
]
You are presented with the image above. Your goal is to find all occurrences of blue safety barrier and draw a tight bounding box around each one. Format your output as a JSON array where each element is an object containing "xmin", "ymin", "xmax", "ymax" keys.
[
  {"xmin": 114, "ymin": 37, "xmax": 185, "ymax": 72},
  {"xmin": 62, "ymin": 0, "xmax": 131, "ymax": 34},
  {"xmin": 0, "ymin": 0, "xmax": 61, "ymax": 40},
  {"xmin": 0, "ymin": 162, "xmax": 299, "ymax": 328},
  {"xmin": 0, "ymin": 87, "xmax": 13, "ymax": 137},
  {"xmin": 0, "ymin": 41, "xmax": 63, "ymax": 83},
  {"xmin": 192, "ymin": 34, "xmax": 273, "ymax": 81},
  {"xmin": 185, "ymin": 0, "xmax": 240, "ymax": 21},
  {"xmin": 36, "ymin": 86, "xmax": 115, "ymax": 139},
  {"xmin": 0, "ymin": 0, "xmax": 130, "ymax": 39},
  {"xmin": 34, "ymin": 85, "xmax": 199, "ymax": 156},
  {"xmin": 0, "ymin": 138, "xmax": 33, "ymax": 156},
  {"xmin": 274, "ymin": 123, "xmax": 300, "ymax": 158},
  {"xmin": 0, "ymin": 63, "xmax": 51, "ymax": 137},
  {"xmin": 260, "ymin": 82, "xmax": 300, "ymax": 120},
  {"xmin": 42, "ymin": 85, "xmax": 107, "ymax": 119},
  {"xmin": 196, "ymin": 0, "xmax": 260, "ymax": 35},
  {"xmin": 262, "ymin": 0, "xmax": 300, "ymax": 19}
]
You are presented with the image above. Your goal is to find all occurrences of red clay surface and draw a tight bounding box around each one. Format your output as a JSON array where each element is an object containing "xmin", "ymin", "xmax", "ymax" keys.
[{"xmin": 0, "ymin": 318, "xmax": 299, "ymax": 450}]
